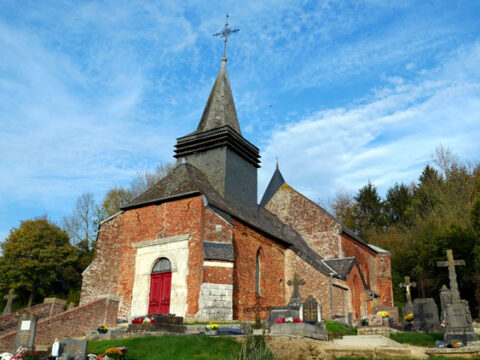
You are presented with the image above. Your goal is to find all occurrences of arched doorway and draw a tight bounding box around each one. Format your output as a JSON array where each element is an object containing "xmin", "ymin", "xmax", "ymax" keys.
[{"xmin": 148, "ymin": 257, "xmax": 172, "ymax": 314}]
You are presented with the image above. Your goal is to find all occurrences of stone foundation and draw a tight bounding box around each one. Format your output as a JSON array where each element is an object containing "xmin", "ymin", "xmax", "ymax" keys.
[{"xmin": 196, "ymin": 283, "xmax": 233, "ymax": 320}]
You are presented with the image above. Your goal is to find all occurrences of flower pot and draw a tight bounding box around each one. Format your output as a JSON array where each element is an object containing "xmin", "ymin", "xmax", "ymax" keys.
[{"xmin": 451, "ymin": 342, "xmax": 462, "ymax": 348}]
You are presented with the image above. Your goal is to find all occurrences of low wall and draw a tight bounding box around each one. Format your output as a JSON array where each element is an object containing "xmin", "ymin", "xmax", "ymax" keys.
[
  {"xmin": 0, "ymin": 298, "xmax": 66, "ymax": 337},
  {"xmin": 0, "ymin": 296, "xmax": 119, "ymax": 352}
]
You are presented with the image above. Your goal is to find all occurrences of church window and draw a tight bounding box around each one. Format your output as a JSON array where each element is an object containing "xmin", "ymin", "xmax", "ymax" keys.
[
  {"xmin": 152, "ymin": 258, "xmax": 171, "ymax": 273},
  {"xmin": 255, "ymin": 249, "xmax": 261, "ymax": 294}
]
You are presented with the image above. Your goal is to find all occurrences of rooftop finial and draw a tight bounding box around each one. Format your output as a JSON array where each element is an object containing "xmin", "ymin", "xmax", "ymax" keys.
[{"xmin": 213, "ymin": 14, "xmax": 239, "ymax": 61}]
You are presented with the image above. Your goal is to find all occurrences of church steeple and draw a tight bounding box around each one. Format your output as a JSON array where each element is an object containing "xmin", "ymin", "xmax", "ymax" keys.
[
  {"xmin": 196, "ymin": 59, "xmax": 241, "ymax": 134},
  {"xmin": 174, "ymin": 57, "xmax": 260, "ymax": 210}
]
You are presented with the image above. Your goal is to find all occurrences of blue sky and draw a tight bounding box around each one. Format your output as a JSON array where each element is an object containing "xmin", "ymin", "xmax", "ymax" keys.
[{"xmin": 1, "ymin": 1, "xmax": 480, "ymax": 241}]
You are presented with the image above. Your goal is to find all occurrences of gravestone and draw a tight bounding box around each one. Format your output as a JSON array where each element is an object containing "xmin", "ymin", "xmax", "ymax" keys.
[
  {"xmin": 437, "ymin": 249, "xmax": 477, "ymax": 343},
  {"xmin": 303, "ymin": 295, "xmax": 321, "ymax": 324},
  {"xmin": 13, "ymin": 313, "xmax": 37, "ymax": 353},
  {"xmin": 58, "ymin": 339, "xmax": 88, "ymax": 360},
  {"xmin": 2, "ymin": 289, "xmax": 17, "ymax": 316},
  {"xmin": 287, "ymin": 273, "xmax": 305, "ymax": 307},
  {"xmin": 439, "ymin": 284, "xmax": 452, "ymax": 322},
  {"xmin": 372, "ymin": 305, "xmax": 399, "ymax": 324},
  {"xmin": 412, "ymin": 298, "xmax": 440, "ymax": 333},
  {"xmin": 267, "ymin": 273, "xmax": 305, "ymax": 326},
  {"xmin": 369, "ymin": 314, "xmax": 383, "ymax": 326}
]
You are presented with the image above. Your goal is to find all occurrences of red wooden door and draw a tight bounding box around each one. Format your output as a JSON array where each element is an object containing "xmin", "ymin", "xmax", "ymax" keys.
[{"xmin": 148, "ymin": 272, "xmax": 171, "ymax": 314}]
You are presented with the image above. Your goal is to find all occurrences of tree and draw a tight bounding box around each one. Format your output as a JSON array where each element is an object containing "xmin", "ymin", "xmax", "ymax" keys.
[
  {"xmin": 62, "ymin": 192, "xmax": 97, "ymax": 248},
  {"xmin": 0, "ymin": 217, "xmax": 78, "ymax": 306},
  {"xmin": 96, "ymin": 187, "xmax": 133, "ymax": 221},
  {"xmin": 385, "ymin": 183, "xmax": 413, "ymax": 226},
  {"xmin": 330, "ymin": 191, "xmax": 356, "ymax": 230},
  {"xmin": 129, "ymin": 162, "xmax": 175, "ymax": 198},
  {"xmin": 353, "ymin": 182, "xmax": 385, "ymax": 239}
]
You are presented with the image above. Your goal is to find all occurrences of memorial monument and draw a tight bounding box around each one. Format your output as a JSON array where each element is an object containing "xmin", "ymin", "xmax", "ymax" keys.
[{"xmin": 437, "ymin": 249, "xmax": 477, "ymax": 344}]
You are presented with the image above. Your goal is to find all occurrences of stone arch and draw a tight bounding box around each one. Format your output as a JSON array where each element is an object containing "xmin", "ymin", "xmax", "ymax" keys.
[{"xmin": 149, "ymin": 255, "xmax": 177, "ymax": 274}]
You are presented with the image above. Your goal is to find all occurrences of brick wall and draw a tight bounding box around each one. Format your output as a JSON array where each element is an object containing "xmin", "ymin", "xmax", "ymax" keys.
[
  {"xmin": 264, "ymin": 183, "xmax": 341, "ymax": 259},
  {"xmin": 203, "ymin": 265, "xmax": 233, "ymax": 284},
  {"xmin": 0, "ymin": 297, "xmax": 118, "ymax": 352},
  {"xmin": 0, "ymin": 298, "xmax": 66, "ymax": 337},
  {"xmin": 285, "ymin": 249, "xmax": 337, "ymax": 319},
  {"xmin": 374, "ymin": 254, "xmax": 393, "ymax": 306},
  {"xmin": 232, "ymin": 220, "xmax": 286, "ymax": 321},
  {"xmin": 81, "ymin": 196, "xmax": 204, "ymax": 319}
]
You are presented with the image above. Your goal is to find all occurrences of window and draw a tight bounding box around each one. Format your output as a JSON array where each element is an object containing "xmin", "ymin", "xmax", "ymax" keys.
[
  {"xmin": 255, "ymin": 249, "xmax": 261, "ymax": 294},
  {"xmin": 152, "ymin": 258, "xmax": 171, "ymax": 273}
]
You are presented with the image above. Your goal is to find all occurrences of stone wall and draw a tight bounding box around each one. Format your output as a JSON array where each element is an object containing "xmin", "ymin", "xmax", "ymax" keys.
[
  {"xmin": 264, "ymin": 183, "xmax": 341, "ymax": 259},
  {"xmin": 80, "ymin": 196, "xmax": 204, "ymax": 319},
  {"xmin": 0, "ymin": 298, "xmax": 66, "ymax": 337},
  {"xmin": 232, "ymin": 220, "xmax": 286, "ymax": 320},
  {"xmin": 0, "ymin": 296, "xmax": 118, "ymax": 352},
  {"xmin": 196, "ymin": 283, "xmax": 233, "ymax": 320}
]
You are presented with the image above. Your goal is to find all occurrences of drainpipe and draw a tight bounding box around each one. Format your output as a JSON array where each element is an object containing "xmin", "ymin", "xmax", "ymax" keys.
[
  {"xmin": 364, "ymin": 291, "xmax": 375, "ymax": 317},
  {"xmin": 330, "ymin": 273, "xmax": 335, "ymax": 318}
]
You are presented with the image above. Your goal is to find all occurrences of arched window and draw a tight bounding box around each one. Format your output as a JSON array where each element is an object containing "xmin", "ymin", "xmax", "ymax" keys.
[
  {"xmin": 255, "ymin": 249, "xmax": 261, "ymax": 294},
  {"xmin": 152, "ymin": 258, "xmax": 171, "ymax": 273}
]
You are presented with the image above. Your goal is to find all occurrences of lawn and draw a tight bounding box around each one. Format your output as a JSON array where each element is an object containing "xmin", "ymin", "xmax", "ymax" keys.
[
  {"xmin": 324, "ymin": 320, "xmax": 357, "ymax": 337},
  {"xmin": 390, "ymin": 332, "xmax": 444, "ymax": 347},
  {"xmin": 88, "ymin": 335, "xmax": 242, "ymax": 360}
]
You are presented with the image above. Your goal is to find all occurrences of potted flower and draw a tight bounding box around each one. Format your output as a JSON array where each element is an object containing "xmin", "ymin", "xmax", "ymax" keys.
[
  {"xmin": 205, "ymin": 323, "xmax": 218, "ymax": 335},
  {"xmin": 448, "ymin": 339, "xmax": 463, "ymax": 348},
  {"xmin": 97, "ymin": 325, "xmax": 108, "ymax": 334},
  {"xmin": 361, "ymin": 317, "xmax": 369, "ymax": 326}
]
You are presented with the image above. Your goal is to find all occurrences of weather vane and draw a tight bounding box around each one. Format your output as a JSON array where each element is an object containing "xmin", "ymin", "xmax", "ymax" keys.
[{"xmin": 213, "ymin": 14, "xmax": 239, "ymax": 60}]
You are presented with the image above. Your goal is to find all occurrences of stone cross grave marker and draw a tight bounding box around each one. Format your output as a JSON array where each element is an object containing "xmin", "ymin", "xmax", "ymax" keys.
[
  {"xmin": 436, "ymin": 249, "xmax": 465, "ymax": 303},
  {"xmin": 13, "ymin": 313, "xmax": 37, "ymax": 353},
  {"xmin": 287, "ymin": 273, "xmax": 305, "ymax": 307},
  {"xmin": 437, "ymin": 249, "xmax": 477, "ymax": 343},
  {"xmin": 399, "ymin": 276, "xmax": 416, "ymax": 305},
  {"xmin": 303, "ymin": 295, "xmax": 321, "ymax": 324},
  {"xmin": 243, "ymin": 294, "xmax": 272, "ymax": 326},
  {"xmin": 58, "ymin": 339, "xmax": 88, "ymax": 360},
  {"xmin": 2, "ymin": 289, "xmax": 17, "ymax": 316}
]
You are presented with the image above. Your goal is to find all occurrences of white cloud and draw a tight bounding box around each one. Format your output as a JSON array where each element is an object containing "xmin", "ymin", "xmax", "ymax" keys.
[{"xmin": 259, "ymin": 42, "xmax": 480, "ymax": 202}]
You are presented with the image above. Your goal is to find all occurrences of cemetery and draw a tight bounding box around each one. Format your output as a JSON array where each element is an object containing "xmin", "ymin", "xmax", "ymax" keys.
[{"xmin": 1, "ymin": 256, "xmax": 480, "ymax": 359}]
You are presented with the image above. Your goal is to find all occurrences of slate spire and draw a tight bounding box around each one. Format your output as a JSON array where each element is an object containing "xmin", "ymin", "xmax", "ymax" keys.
[
  {"xmin": 196, "ymin": 59, "xmax": 241, "ymax": 134},
  {"xmin": 260, "ymin": 163, "xmax": 286, "ymax": 207}
]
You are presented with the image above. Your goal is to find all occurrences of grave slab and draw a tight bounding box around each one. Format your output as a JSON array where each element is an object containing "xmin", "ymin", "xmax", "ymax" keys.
[
  {"xmin": 13, "ymin": 313, "xmax": 37, "ymax": 353},
  {"xmin": 58, "ymin": 339, "xmax": 88, "ymax": 360},
  {"xmin": 269, "ymin": 322, "xmax": 327, "ymax": 340}
]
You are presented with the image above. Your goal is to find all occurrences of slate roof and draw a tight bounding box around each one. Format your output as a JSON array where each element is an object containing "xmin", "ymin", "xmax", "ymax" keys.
[
  {"xmin": 196, "ymin": 59, "xmax": 241, "ymax": 135},
  {"xmin": 123, "ymin": 163, "xmax": 335, "ymax": 276},
  {"xmin": 259, "ymin": 163, "xmax": 285, "ymax": 207},
  {"xmin": 204, "ymin": 242, "xmax": 234, "ymax": 261},
  {"xmin": 322, "ymin": 258, "xmax": 356, "ymax": 279}
]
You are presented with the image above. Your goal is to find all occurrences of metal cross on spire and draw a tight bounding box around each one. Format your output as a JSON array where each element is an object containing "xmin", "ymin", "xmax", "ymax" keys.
[{"xmin": 213, "ymin": 14, "xmax": 239, "ymax": 61}]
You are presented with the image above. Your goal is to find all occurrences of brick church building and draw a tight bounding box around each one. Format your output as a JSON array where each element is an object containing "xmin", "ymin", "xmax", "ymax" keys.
[{"xmin": 80, "ymin": 57, "xmax": 393, "ymax": 322}]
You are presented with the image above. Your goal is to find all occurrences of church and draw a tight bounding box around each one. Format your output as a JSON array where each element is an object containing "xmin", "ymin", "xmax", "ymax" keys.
[{"xmin": 80, "ymin": 56, "xmax": 393, "ymax": 322}]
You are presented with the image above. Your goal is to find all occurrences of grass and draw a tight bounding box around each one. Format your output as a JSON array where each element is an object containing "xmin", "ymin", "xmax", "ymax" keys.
[
  {"xmin": 390, "ymin": 332, "xmax": 444, "ymax": 347},
  {"xmin": 88, "ymin": 335, "xmax": 242, "ymax": 360},
  {"xmin": 325, "ymin": 320, "xmax": 357, "ymax": 338},
  {"xmin": 335, "ymin": 357, "xmax": 475, "ymax": 360}
]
